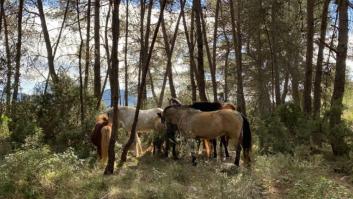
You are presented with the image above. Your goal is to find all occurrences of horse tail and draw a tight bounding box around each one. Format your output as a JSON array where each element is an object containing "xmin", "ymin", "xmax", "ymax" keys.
[
  {"xmin": 241, "ymin": 114, "xmax": 252, "ymax": 155},
  {"xmin": 100, "ymin": 125, "xmax": 112, "ymax": 164}
]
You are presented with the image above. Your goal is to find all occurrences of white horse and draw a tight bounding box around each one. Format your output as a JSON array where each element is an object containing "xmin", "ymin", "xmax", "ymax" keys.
[{"xmin": 105, "ymin": 106, "xmax": 164, "ymax": 156}]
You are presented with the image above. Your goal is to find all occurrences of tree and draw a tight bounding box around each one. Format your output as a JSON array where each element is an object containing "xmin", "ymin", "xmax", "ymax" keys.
[
  {"xmin": 229, "ymin": 0, "xmax": 246, "ymax": 114},
  {"xmin": 194, "ymin": 0, "xmax": 208, "ymax": 101},
  {"xmin": 181, "ymin": 0, "xmax": 197, "ymax": 102},
  {"xmin": 12, "ymin": 0, "xmax": 24, "ymax": 106},
  {"xmin": 84, "ymin": 0, "xmax": 91, "ymax": 95},
  {"xmin": 76, "ymin": 0, "xmax": 85, "ymax": 125},
  {"xmin": 94, "ymin": 0, "xmax": 101, "ymax": 100},
  {"xmin": 124, "ymin": 0, "xmax": 129, "ymax": 106},
  {"xmin": 104, "ymin": 0, "xmax": 121, "ymax": 175},
  {"xmin": 2, "ymin": 1, "xmax": 12, "ymax": 110},
  {"xmin": 313, "ymin": 0, "xmax": 330, "ymax": 118},
  {"xmin": 303, "ymin": 0, "xmax": 314, "ymax": 114},
  {"xmin": 120, "ymin": 0, "xmax": 166, "ymax": 164},
  {"xmin": 329, "ymin": 0, "xmax": 349, "ymax": 156},
  {"xmin": 37, "ymin": 0, "xmax": 60, "ymax": 83}
]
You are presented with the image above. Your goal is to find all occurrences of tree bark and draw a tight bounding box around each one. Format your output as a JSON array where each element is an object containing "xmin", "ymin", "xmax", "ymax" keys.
[
  {"xmin": 124, "ymin": 0, "xmax": 129, "ymax": 106},
  {"xmin": 2, "ymin": 2, "xmax": 12, "ymax": 110},
  {"xmin": 211, "ymin": 0, "xmax": 220, "ymax": 102},
  {"xmin": 229, "ymin": 0, "xmax": 246, "ymax": 115},
  {"xmin": 76, "ymin": 0, "xmax": 85, "ymax": 125},
  {"xmin": 120, "ymin": 0, "xmax": 166, "ymax": 165},
  {"xmin": 313, "ymin": 0, "xmax": 330, "ymax": 118},
  {"xmin": 161, "ymin": 12, "xmax": 182, "ymax": 98},
  {"xmin": 303, "ymin": 0, "xmax": 314, "ymax": 114},
  {"xmin": 181, "ymin": 1, "xmax": 197, "ymax": 102},
  {"xmin": 271, "ymin": 1, "xmax": 281, "ymax": 106},
  {"xmin": 194, "ymin": 0, "xmax": 208, "ymax": 101},
  {"xmin": 84, "ymin": 0, "xmax": 91, "ymax": 95},
  {"xmin": 329, "ymin": 0, "xmax": 349, "ymax": 156},
  {"xmin": 37, "ymin": 0, "xmax": 58, "ymax": 83},
  {"xmin": 200, "ymin": 9, "xmax": 217, "ymax": 101},
  {"xmin": 105, "ymin": 0, "xmax": 121, "ymax": 175},
  {"xmin": 94, "ymin": 0, "xmax": 101, "ymax": 100},
  {"xmin": 12, "ymin": 0, "xmax": 24, "ymax": 105}
]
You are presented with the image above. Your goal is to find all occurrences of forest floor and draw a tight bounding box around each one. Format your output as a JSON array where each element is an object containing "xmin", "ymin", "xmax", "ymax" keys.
[{"xmin": 79, "ymin": 148, "xmax": 353, "ymax": 199}]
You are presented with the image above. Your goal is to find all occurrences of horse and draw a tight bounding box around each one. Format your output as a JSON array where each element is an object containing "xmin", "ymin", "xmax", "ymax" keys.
[
  {"xmin": 91, "ymin": 114, "xmax": 112, "ymax": 166},
  {"xmin": 159, "ymin": 104, "xmax": 252, "ymax": 166},
  {"xmin": 168, "ymin": 98, "xmax": 237, "ymax": 158},
  {"xmin": 104, "ymin": 106, "xmax": 165, "ymax": 156}
]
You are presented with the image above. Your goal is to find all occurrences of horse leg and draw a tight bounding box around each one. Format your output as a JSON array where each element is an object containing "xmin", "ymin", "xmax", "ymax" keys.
[
  {"xmin": 221, "ymin": 136, "xmax": 230, "ymax": 158},
  {"xmin": 234, "ymin": 133, "xmax": 243, "ymax": 166},
  {"xmin": 196, "ymin": 138, "xmax": 202, "ymax": 155},
  {"xmin": 212, "ymin": 139, "xmax": 217, "ymax": 158},
  {"xmin": 189, "ymin": 139, "xmax": 197, "ymax": 166},
  {"xmin": 135, "ymin": 134, "xmax": 143, "ymax": 156},
  {"xmin": 204, "ymin": 139, "xmax": 211, "ymax": 159}
]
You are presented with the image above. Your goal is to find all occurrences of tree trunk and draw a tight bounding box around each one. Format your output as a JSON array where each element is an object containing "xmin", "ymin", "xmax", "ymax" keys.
[
  {"xmin": 289, "ymin": 57, "xmax": 300, "ymax": 106},
  {"xmin": 124, "ymin": 0, "xmax": 129, "ymax": 106},
  {"xmin": 313, "ymin": 0, "xmax": 330, "ymax": 118},
  {"xmin": 223, "ymin": 30, "xmax": 230, "ymax": 102},
  {"xmin": 148, "ymin": 69, "xmax": 159, "ymax": 105},
  {"xmin": 12, "ymin": 0, "xmax": 24, "ymax": 105},
  {"xmin": 159, "ymin": 2, "xmax": 184, "ymax": 103},
  {"xmin": 76, "ymin": 0, "xmax": 85, "ymax": 125},
  {"xmin": 37, "ymin": 0, "xmax": 58, "ymax": 83},
  {"xmin": 281, "ymin": 70, "xmax": 289, "ymax": 103},
  {"xmin": 303, "ymin": 0, "xmax": 314, "ymax": 114},
  {"xmin": 2, "ymin": 3, "xmax": 12, "ymax": 110},
  {"xmin": 229, "ymin": 0, "xmax": 246, "ymax": 115},
  {"xmin": 211, "ymin": 0, "xmax": 220, "ymax": 102},
  {"xmin": 200, "ymin": 9, "xmax": 217, "ymax": 101},
  {"xmin": 194, "ymin": 0, "xmax": 208, "ymax": 101},
  {"xmin": 271, "ymin": 1, "xmax": 281, "ymax": 106},
  {"xmin": 120, "ymin": 0, "xmax": 166, "ymax": 165},
  {"xmin": 94, "ymin": 0, "xmax": 101, "ymax": 100},
  {"xmin": 161, "ymin": 11, "xmax": 182, "ymax": 98},
  {"xmin": 181, "ymin": 1, "xmax": 197, "ymax": 102},
  {"xmin": 105, "ymin": 0, "xmax": 121, "ymax": 175},
  {"xmin": 84, "ymin": 0, "xmax": 91, "ymax": 95},
  {"xmin": 0, "ymin": 0, "xmax": 3, "ymax": 37},
  {"xmin": 329, "ymin": 0, "xmax": 349, "ymax": 156}
]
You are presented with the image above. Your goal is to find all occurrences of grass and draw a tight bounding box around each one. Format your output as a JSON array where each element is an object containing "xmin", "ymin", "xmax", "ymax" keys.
[{"xmin": 1, "ymin": 143, "xmax": 353, "ymax": 199}]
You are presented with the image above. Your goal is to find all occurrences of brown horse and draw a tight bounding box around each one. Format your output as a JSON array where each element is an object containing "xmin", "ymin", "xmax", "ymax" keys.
[
  {"xmin": 168, "ymin": 98, "xmax": 237, "ymax": 158},
  {"xmin": 91, "ymin": 114, "xmax": 112, "ymax": 166},
  {"xmin": 160, "ymin": 105, "xmax": 252, "ymax": 166}
]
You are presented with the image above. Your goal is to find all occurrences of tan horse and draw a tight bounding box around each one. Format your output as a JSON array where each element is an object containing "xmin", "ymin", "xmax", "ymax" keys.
[
  {"xmin": 161, "ymin": 105, "xmax": 252, "ymax": 166},
  {"xmin": 91, "ymin": 114, "xmax": 112, "ymax": 166}
]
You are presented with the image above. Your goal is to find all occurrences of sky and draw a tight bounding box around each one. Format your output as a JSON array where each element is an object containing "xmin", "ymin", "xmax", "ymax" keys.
[{"xmin": 10, "ymin": 1, "xmax": 353, "ymax": 95}]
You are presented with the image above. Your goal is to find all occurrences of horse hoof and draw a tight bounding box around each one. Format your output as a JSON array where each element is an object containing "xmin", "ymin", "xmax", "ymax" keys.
[{"xmin": 192, "ymin": 162, "xmax": 197, "ymax": 166}]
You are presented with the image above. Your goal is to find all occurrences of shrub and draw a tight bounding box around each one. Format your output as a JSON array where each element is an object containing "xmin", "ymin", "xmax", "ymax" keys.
[{"xmin": 257, "ymin": 103, "xmax": 315, "ymax": 154}]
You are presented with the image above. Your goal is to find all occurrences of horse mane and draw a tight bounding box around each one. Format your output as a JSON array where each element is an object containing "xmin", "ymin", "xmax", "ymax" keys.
[
  {"xmin": 96, "ymin": 113, "xmax": 109, "ymax": 123},
  {"xmin": 190, "ymin": 102, "xmax": 223, "ymax": 112},
  {"xmin": 222, "ymin": 103, "xmax": 237, "ymax": 110},
  {"xmin": 169, "ymin": 98, "xmax": 182, "ymax": 105}
]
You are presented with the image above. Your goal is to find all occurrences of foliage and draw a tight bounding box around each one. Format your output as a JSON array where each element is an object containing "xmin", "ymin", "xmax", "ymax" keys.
[
  {"xmin": 257, "ymin": 103, "xmax": 316, "ymax": 154},
  {"xmin": 0, "ymin": 144, "xmax": 87, "ymax": 198}
]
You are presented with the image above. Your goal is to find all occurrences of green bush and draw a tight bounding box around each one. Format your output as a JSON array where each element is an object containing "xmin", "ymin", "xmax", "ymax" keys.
[
  {"xmin": 8, "ymin": 75, "xmax": 99, "ymax": 157},
  {"xmin": 0, "ymin": 145, "xmax": 86, "ymax": 198},
  {"xmin": 257, "ymin": 103, "xmax": 315, "ymax": 154}
]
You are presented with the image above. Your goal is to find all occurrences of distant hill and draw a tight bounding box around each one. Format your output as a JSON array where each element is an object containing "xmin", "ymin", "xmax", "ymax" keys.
[{"xmin": 102, "ymin": 89, "xmax": 137, "ymax": 107}]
